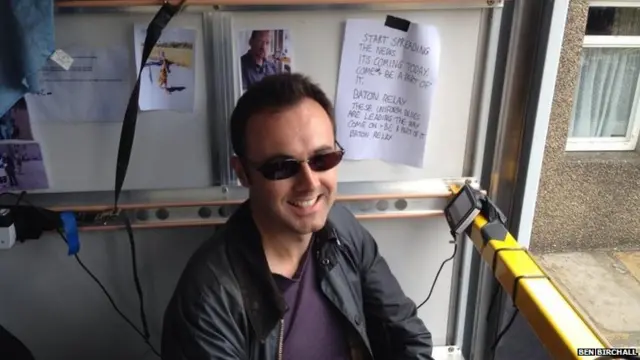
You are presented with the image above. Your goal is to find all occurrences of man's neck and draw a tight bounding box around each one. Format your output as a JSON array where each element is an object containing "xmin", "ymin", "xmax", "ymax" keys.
[
  {"xmin": 261, "ymin": 232, "xmax": 312, "ymax": 278},
  {"xmin": 250, "ymin": 205, "xmax": 312, "ymax": 278}
]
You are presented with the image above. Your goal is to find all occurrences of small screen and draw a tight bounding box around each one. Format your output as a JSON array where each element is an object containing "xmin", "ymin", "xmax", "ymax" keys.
[{"xmin": 449, "ymin": 191, "xmax": 473, "ymax": 227}]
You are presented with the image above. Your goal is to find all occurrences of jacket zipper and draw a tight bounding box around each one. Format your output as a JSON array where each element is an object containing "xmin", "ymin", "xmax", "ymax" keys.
[{"xmin": 277, "ymin": 318, "xmax": 284, "ymax": 360}]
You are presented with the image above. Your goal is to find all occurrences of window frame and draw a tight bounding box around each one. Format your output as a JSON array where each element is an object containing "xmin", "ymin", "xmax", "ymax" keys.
[{"xmin": 566, "ymin": 1, "xmax": 640, "ymax": 152}]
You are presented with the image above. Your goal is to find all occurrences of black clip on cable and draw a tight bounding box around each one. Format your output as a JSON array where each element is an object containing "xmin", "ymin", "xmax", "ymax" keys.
[
  {"xmin": 475, "ymin": 191, "xmax": 509, "ymax": 245},
  {"xmin": 477, "ymin": 190, "xmax": 507, "ymax": 227}
]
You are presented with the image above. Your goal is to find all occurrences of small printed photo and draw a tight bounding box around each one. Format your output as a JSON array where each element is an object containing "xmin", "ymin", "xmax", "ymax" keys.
[
  {"xmin": 0, "ymin": 98, "xmax": 34, "ymax": 141},
  {"xmin": 134, "ymin": 25, "xmax": 197, "ymax": 112},
  {"xmin": 237, "ymin": 29, "xmax": 293, "ymax": 91},
  {"xmin": 0, "ymin": 143, "xmax": 49, "ymax": 191}
]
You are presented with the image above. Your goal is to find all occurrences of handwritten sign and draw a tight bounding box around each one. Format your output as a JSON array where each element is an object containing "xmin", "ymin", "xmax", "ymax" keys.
[{"xmin": 335, "ymin": 18, "xmax": 440, "ymax": 167}]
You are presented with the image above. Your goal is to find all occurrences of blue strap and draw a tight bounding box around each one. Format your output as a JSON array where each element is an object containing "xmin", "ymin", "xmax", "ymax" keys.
[{"xmin": 60, "ymin": 211, "xmax": 79, "ymax": 255}]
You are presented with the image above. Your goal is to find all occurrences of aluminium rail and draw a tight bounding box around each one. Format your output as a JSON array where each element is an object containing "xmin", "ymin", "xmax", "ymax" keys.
[{"xmin": 29, "ymin": 180, "xmax": 469, "ymax": 231}]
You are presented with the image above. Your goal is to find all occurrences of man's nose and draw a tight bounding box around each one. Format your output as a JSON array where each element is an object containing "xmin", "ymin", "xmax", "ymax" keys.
[{"xmin": 294, "ymin": 163, "xmax": 320, "ymax": 190}]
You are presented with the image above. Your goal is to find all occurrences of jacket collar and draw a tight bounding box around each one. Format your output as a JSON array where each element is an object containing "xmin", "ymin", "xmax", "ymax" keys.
[{"xmin": 226, "ymin": 200, "xmax": 339, "ymax": 341}]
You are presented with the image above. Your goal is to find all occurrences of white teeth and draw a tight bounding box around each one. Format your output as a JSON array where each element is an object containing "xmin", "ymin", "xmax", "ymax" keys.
[{"xmin": 290, "ymin": 197, "xmax": 318, "ymax": 208}]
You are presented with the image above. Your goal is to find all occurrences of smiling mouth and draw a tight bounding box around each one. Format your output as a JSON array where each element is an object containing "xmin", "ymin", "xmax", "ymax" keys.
[{"xmin": 287, "ymin": 195, "xmax": 321, "ymax": 208}]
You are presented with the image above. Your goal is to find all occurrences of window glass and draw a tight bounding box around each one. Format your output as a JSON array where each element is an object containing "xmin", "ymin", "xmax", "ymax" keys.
[
  {"xmin": 586, "ymin": 7, "xmax": 640, "ymax": 36},
  {"xmin": 569, "ymin": 48, "xmax": 640, "ymax": 138}
]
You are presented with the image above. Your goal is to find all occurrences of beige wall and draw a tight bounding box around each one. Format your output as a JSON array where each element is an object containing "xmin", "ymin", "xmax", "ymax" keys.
[{"xmin": 531, "ymin": 0, "xmax": 640, "ymax": 253}]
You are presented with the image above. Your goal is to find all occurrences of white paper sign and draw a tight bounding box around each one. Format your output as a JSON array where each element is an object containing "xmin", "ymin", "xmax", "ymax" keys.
[
  {"xmin": 134, "ymin": 25, "xmax": 196, "ymax": 112},
  {"xmin": 335, "ymin": 18, "xmax": 441, "ymax": 167},
  {"xmin": 25, "ymin": 46, "xmax": 131, "ymax": 122}
]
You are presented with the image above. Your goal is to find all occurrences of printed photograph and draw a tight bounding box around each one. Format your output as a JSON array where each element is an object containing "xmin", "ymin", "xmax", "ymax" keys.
[
  {"xmin": 237, "ymin": 29, "xmax": 292, "ymax": 91},
  {"xmin": 0, "ymin": 98, "xmax": 34, "ymax": 141},
  {"xmin": 134, "ymin": 25, "xmax": 197, "ymax": 112},
  {"xmin": 0, "ymin": 143, "xmax": 48, "ymax": 190}
]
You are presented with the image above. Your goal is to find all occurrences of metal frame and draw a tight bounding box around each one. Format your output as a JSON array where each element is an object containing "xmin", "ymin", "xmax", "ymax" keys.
[
  {"xmin": 203, "ymin": 10, "xmax": 225, "ymax": 185},
  {"xmin": 462, "ymin": 0, "xmax": 515, "ymax": 357},
  {"xmin": 467, "ymin": 0, "xmax": 558, "ymax": 359},
  {"xmin": 55, "ymin": 0, "xmax": 504, "ymax": 10},
  {"xmin": 451, "ymin": 5, "xmax": 504, "ymax": 355},
  {"xmin": 517, "ymin": 0, "xmax": 569, "ymax": 248},
  {"xmin": 447, "ymin": 5, "xmax": 503, "ymax": 349},
  {"xmin": 206, "ymin": 9, "xmax": 235, "ymax": 185},
  {"xmin": 215, "ymin": 1, "xmax": 503, "ymax": 11},
  {"xmin": 209, "ymin": 9, "xmax": 238, "ymax": 185},
  {"xmin": 54, "ymin": 5, "xmax": 216, "ymax": 13}
]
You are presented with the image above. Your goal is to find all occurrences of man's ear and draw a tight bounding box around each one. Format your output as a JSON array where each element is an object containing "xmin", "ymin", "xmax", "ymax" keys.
[{"xmin": 231, "ymin": 156, "xmax": 250, "ymax": 187}]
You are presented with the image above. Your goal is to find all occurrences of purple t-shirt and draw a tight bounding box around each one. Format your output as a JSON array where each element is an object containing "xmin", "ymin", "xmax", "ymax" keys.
[{"xmin": 272, "ymin": 241, "xmax": 352, "ymax": 360}]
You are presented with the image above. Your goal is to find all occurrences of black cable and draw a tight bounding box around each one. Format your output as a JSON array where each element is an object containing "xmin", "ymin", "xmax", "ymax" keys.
[
  {"xmin": 0, "ymin": 191, "xmax": 26, "ymax": 205},
  {"xmin": 15, "ymin": 190, "xmax": 26, "ymax": 204},
  {"xmin": 123, "ymin": 214, "xmax": 151, "ymax": 340},
  {"xmin": 486, "ymin": 284, "xmax": 501, "ymax": 321},
  {"xmin": 56, "ymin": 228, "xmax": 161, "ymax": 358},
  {"xmin": 417, "ymin": 243, "xmax": 458, "ymax": 309},
  {"xmin": 486, "ymin": 274, "xmax": 518, "ymax": 359},
  {"xmin": 2, "ymin": 192, "xmax": 160, "ymax": 357},
  {"xmin": 486, "ymin": 280, "xmax": 504, "ymax": 360},
  {"xmin": 490, "ymin": 307, "xmax": 519, "ymax": 352}
]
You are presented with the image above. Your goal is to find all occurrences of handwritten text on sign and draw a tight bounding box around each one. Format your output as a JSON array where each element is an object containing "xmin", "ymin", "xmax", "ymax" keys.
[{"xmin": 335, "ymin": 18, "xmax": 440, "ymax": 167}]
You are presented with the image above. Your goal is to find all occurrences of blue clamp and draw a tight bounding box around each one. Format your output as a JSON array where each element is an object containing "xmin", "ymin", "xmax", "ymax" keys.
[{"xmin": 60, "ymin": 211, "xmax": 80, "ymax": 255}]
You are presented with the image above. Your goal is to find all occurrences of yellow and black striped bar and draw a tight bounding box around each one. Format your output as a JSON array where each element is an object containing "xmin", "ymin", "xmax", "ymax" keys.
[{"xmin": 448, "ymin": 184, "xmax": 611, "ymax": 360}]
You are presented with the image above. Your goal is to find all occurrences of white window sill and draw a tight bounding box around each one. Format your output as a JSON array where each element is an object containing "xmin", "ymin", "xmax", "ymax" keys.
[{"xmin": 566, "ymin": 138, "xmax": 638, "ymax": 152}]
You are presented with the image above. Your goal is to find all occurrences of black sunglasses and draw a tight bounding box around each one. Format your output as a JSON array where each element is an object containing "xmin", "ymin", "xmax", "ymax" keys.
[{"xmin": 248, "ymin": 143, "xmax": 345, "ymax": 181}]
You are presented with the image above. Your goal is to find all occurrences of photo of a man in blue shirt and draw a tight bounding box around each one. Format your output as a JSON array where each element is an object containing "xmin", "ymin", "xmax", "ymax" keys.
[{"xmin": 239, "ymin": 30, "xmax": 292, "ymax": 91}]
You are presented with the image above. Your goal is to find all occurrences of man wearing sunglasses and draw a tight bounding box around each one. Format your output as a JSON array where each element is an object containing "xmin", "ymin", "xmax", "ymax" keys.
[{"xmin": 161, "ymin": 73, "xmax": 434, "ymax": 360}]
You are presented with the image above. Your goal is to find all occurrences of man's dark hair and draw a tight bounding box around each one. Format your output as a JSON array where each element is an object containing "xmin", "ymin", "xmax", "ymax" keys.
[
  {"xmin": 249, "ymin": 30, "xmax": 269, "ymax": 41},
  {"xmin": 230, "ymin": 73, "xmax": 336, "ymax": 159}
]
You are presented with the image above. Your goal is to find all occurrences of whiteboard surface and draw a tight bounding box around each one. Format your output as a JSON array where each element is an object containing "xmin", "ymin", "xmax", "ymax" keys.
[
  {"xmin": 29, "ymin": 13, "xmax": 213, "ymax": 193},
  {"xmin": 230, "ymin": 9, "xmax": 481, "ymax": 182}
]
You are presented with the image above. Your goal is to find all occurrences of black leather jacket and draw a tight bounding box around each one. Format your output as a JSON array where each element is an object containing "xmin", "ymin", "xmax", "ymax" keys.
[{"xmin": 161, "ymin": 201, "xmax": 434, "ymax": 360}]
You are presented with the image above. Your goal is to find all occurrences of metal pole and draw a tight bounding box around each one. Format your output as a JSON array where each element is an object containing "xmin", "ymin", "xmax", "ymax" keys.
[
  {"xmin": 463, "ymin": 1, "xmax": 514, "ymax": 358},
  {"xmin": 467, "ymin": 0, "xmax": 552, "ymax": 358}
]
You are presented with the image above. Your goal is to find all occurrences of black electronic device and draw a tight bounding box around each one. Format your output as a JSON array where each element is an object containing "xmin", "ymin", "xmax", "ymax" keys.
[{"xmin": 443, "ymin": 183, "xmax": 482, "ymax": 237}]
